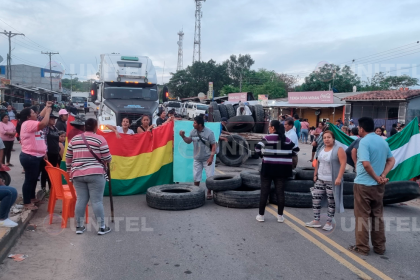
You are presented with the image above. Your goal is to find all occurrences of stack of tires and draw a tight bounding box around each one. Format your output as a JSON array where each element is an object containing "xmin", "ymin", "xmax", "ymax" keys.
[
  {"xmin": 217, "ymin": 134, "xmax": 250, "ymax": 166},
  {"xmin": 206, "ymin": 174, "xmax": 261, "ymax": 208},
  {"xmin": 215, "ymin": 103, "xmax": 265, "ymax": 133}
]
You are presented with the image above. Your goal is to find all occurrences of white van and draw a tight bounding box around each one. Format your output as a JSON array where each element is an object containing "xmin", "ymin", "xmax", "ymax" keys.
[
  {"xmin": 166, "ymin": 101, "xmax": 182, "ymax": 115},
  {"xmin": 186, "ymin": 103, "xmax": 208, "ymax": 119}
]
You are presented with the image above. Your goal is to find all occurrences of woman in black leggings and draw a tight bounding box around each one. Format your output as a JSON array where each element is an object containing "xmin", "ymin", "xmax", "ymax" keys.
[
  {"xmin": 254, "ymin": 120, "xmax": 295, "ymax": 222},
  {"xmin": 41, "ymin": 114, "xmax": 61, "ymax": 191}
]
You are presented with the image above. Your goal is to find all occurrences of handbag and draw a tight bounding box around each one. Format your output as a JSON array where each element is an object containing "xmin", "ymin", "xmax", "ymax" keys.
[{"xmin": 81, "ymin": 133, "xmax": 109, "ymax": 181}]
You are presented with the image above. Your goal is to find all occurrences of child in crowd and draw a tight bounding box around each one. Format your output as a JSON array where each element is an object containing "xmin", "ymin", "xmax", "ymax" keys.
[{"xmin": 309, "ymin": 126, "xmax": 316, "ymax": 143}]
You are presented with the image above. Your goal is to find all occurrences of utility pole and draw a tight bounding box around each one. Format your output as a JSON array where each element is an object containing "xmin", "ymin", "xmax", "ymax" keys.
[
  {"xmin": 193, "ymin": 0, "xmax": 205, "ymax": 63},
  {"xmin": 177, "ymin": 29, "xmax": 184, "ymax": 71},
  {"xmin": 41, "ymin": 51, "xmax": 59, "ymax": 95},
  {"xmin": 1, "ymin": 30, "xmax": 25, "ymax": 80},
  {"xmin": 66, "ymin": 73, "xmax": 77, "ymax": 93}
]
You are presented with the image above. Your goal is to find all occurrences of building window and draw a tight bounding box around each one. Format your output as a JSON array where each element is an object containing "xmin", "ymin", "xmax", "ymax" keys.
[{"xmin": 388, "ymin": 108, "xmax": 398, "ymax": 119}]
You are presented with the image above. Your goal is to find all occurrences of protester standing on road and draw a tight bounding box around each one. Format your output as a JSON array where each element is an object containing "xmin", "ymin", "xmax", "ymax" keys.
[
  {"xmin": 6, "ymin": 105, "xmax": 17, "ymax": 121},
  {"xmin": 0, "ymin": 174, "xmax": 18, "ymax": 228},
  {"xmin": 348, "ymin": 117, "xmax": 395, "ymax": 256},
  {"xmin": 0, "ymin": 114, "xmax": 16, "ymax": 166},
  {"xmin": 58, "ymin": 131, "xmax": 66, "ymax": 161},
  {"xmin": 375, "ymin": 127, "xmax": 387, "ymax": 139},
  {"xmin": 284, "ymin": 119, "xmax": 299, "ymax": 168},
  {"xmin": 348, "ymin": 119, "xmax": 355, "ymax": 130},
  {"xmin": 66, "ymin": 118, "xmax": 112, "ymax": 235},
  {"xmin": 349, "ymin": 127, "xmax": 359, "ymax": 140},
  {"xmin": 306, "ymin": 130, "xmax": 346, "ymax": 231},
  {"xmin": 19, "ymin": 101, "xmax": 52, "ymax": 210},
  {"xmin": 68, "ymin": 115, "xmax": 86, "ymax": 141},
  {"xmin": 309, "ymin": 126, "xmax": 316, "ymax": 143},
  {"xmin": 55, "ymin": 109, "xmax": 69, "ymax": 132},
  {"xmin": 156, "ymin": 111, "xmax": 168, "ymax": 126},
  {"xmin": 300, "ymin": 119, "xmax": 309, "ymax": 144},
  {"xmin": 255, "ymin": 120, "xmax": 295, "ymax": 223},
  {"xmin": 41, "ymin": 114, "xmax": 61, "ymax": 191},
  {"xmin": 105, "ymin": 117, "xmax": 135, "ymax": 137},
  {"xmin": 381, "ymin": 125, "xmax": 387, "ymax": 136},
  {"xmin": 390, "ymin": 123, "xmax": 398, "ymax": 136},
  {"xmin": 137, "ymin": 115, "xmax": 155, "ymax": 134},
  {"xmin": 179, "ymin": 116, "xmax": 216, "ymax": 200},
  {"xmin": 293, "ymin": 114, "xmax": 301, "ymax": 139},
  {"xmin": 341, "ymin": 126, "xmax": 349, "ymax": 135},
  {"xmin": 310, "ymin": 123, "xmax": 327, "ymax": 163}
]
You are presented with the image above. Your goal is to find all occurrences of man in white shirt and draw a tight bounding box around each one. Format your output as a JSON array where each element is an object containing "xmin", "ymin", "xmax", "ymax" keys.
[
  {"xmin": 236, "ymin": 102, "xmax": 252, "ymax": 116},
  {"xmin": 284, "ymin": 118, "xmax": 299, "ymax": 169}
]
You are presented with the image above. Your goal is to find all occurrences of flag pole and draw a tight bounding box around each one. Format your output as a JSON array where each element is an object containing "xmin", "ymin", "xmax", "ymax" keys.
[{"xmin": 107, "ymin": 162, "xmax": 114, "ymax": 223}]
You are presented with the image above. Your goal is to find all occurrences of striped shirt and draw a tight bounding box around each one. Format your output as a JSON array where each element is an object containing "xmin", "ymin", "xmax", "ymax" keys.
[
  {"xmin": 66, "ymin": 132, "xmax": 112, "ymax": 179},
  {"xmin": 255, "ymin": 134, "xmax": 295, "ymax": 178}
]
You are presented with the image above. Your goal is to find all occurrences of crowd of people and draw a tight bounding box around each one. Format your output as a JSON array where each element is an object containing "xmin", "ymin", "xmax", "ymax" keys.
[{"xmin": 256, "ymin": 116, "xmax": 396, "ymax": 256}]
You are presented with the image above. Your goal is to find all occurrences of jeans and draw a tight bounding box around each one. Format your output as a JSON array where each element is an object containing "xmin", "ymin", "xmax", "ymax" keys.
[
  {"xmin": 73, "ymin": 174, "xmax": 106, "ymax": 228},
  {"xmin": 20, "ymin": 152, "xmax": 44, "ymax": 204},
  {"xmin": 301, "ymin": 129, "xmax": 309, "ymax": 143},
  {"xmin": 0, "ymin": 186, "xmax": 18, "ymax": 219},
  {"xmin": 259, "ymin": 175, "xmax": 285, "ymax": 215},
  {"xmin": 3, "ymin": 141, "xmax": 14, "ymax": 164}
]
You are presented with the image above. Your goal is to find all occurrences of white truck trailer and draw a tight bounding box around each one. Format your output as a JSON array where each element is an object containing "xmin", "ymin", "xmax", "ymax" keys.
[{"xmin": 90, "ymin": 54, "xmax": 159, "ymax": 130}]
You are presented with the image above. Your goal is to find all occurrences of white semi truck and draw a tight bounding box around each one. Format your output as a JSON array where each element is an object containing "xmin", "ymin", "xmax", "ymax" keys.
[{"xmin": 91, "ymin": 54, "xmax": 159, "ymax": 131}]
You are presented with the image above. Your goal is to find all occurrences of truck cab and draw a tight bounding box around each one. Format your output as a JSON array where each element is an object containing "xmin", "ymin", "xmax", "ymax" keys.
[{"xmin": 92, "ymin": 54, "xmax": 159, "ymax": 131}]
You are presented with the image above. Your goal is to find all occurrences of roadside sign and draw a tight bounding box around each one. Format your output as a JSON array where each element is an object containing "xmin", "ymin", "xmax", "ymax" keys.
[{"xmin": 208, "ymin": 82, "xmax": 213, "ymax": 99}]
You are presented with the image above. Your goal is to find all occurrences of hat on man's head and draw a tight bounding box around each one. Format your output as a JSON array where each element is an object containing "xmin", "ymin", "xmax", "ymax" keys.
[
  {"xmin": 239, "ymin": 102, "xmax": 244, "ymax": 108},
  {"xmin": 221, "ymin": 117, "xmax": 228, "ymax": 123},
  {"xmin": 70, "ymin": 114, "xmax": 86, "ymax": 126},
  {"xmin": 58, "ymin": 109, "xmax": 69, "ymax": 115}
]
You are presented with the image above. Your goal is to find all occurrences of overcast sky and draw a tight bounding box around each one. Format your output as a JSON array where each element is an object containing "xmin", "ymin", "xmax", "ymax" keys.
[{"xmin": 1, "ymin": 0, "xmax": 419, "ymax": 85}]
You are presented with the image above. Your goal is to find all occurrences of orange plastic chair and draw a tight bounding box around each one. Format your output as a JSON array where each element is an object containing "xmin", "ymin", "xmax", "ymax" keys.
[
  {"xmin": 45, "ymin": 166, "xmax": 89, "ymax": 228},
  {"xmin": 45, "ymin": 160, "xmax": 71, "ymax": 214}
]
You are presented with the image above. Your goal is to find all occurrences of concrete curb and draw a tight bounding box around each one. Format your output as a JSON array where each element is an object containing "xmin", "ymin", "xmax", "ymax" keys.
[{"xmin": 0, "ymin": 190, "xmax": 45, "ymax": 263}]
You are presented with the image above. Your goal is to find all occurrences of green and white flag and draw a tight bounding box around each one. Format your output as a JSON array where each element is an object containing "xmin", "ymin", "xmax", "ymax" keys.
[{"xmin": 327, "ymin": 118, "xmax": 420, "ymax": 182}]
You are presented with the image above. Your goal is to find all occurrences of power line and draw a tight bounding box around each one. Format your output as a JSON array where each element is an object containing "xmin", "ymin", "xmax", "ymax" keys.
[
  {"xmin": 41, "ymin": 51, "xmax": 59, "ymax": 94},
  {"xmin": 11, "ymin": 55, "xmax": 46, "ymax": 68},
  {"xmin": 1, "ymin": 30, "xmax": 25, "ymax": 80}
]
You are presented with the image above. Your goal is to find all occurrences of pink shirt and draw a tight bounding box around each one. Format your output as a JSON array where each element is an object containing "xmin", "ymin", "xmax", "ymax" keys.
[
  {"xmin": 20, "ymin": 120, "xmax": 47, "ymax": 157},
  {"xmin": 0, "ymin": 121, "xmax": 16, "ymax": 142},
  {"xmin": 301, "ymin": 121, "xmax": 309, "ymax": 130}
]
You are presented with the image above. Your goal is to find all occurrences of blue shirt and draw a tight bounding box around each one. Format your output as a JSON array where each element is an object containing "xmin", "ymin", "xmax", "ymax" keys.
[{"xmin": 355, "ymin": 133, "xmax": 393, "ymax": 186}]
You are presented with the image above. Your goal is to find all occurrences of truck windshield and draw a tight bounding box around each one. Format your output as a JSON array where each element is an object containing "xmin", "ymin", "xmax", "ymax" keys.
[
  {"xmin": 104, "ymin": 85, "xmax": 158, "ymax": 101},
  {"xmin": 197, "ymin": 105, "xmax": 208, "ymax": 111},
  {"xmin": 72, "ymin": 97, "xmax": 87, "ymax": 103},
  {"xmin": 168, "ymin": 102, "xmax": 181, "ymax": 108}
]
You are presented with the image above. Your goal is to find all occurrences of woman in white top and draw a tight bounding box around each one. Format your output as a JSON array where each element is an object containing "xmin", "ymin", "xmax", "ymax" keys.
[
  {"xmin": 105, "ymin": 117, "xmax": 134, "ymax": 138},
  {"xmin": 306, "ymin": 130, "xmax": 346, "ymax": 231}
]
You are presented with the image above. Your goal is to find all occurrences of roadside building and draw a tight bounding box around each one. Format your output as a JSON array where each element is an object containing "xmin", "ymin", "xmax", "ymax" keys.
[{"xmin": 342, "ymin": 89, "xmax": 420, "ymax": 132}]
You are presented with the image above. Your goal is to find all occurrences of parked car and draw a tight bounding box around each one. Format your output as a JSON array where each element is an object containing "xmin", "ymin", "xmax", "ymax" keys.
[{"xmin": 186, "ymin": 102, "xmax": 209, "ymax": 119}]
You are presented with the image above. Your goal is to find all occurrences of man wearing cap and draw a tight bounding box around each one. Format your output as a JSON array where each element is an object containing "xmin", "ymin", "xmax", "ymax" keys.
[
  {"xmin": 236, "ymin": 102, "xmax": 252, "ymax": 116},
  {"xmin": 348, "ymin": 119, "xmax": 355, "ymax": 130},
  {"xmin": 56, "ymin": 109, "xmax": 69, "ymax": 132},
  {"xmin": 68, "ymin": 114, "xmax": 86, "ymax": 142}
]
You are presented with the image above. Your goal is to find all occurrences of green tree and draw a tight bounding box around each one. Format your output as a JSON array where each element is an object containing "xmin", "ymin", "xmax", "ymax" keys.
[
  {"xmin": 383, "ymin": 74, "xmax": 419, "ymax": 89},
  {"xmin": 223, "ymin": 54, "xmax": 255, "ymax": 87},
  {"xmin": 295, "ymin": 64, "xmax": 362, "ymax": 93}
]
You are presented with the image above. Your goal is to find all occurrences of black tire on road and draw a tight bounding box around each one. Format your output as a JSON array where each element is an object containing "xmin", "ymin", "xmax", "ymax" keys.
[
  {"xmin": 343, "ymin": 181, "xmax": 354, "ymax": 195},
  {"xmin": 210, "ymin": 101, "xmax": 219, "ymax": 112},
  {"xmin": 218, "ymin": 134, "xmax": 250, "ymax": 166},
  {"xmin": 225, "ymin": 115, "xmax": 255, "ymax": 133},
  {"xmin": 206, "ymin": 174, "xmax": 242, "ymax": 191},
  {"xmin": 214, "ymin": 187, "xmax": 260, "ymax": 209},
  {"xmin": 270, "ymin": 190, "xmax": 312, "ymax": 208},
  {"xmin": 218, "ymin": 104, "xmax": 229, "ymax": 118},
  {"xmin": 343, "ymin": 171, "xmax": 356, "ymax": 182},
  {"xmin": 233, "ymin": 104, "xmax": 239, "ymax": 113},
  {"xmin": 295, "ymin": 167, "xmax": 315, "ymax": 180},
  {"xmin": 384, "ymin": 181, "xmax": 420, "ymax": 205},
  {"xmin": 284, "ymin": 180, "xmax": 314, "ymax": 193},
  {"xmin": 213, "ymin": 110, "xmax": 222, "ymax": 122},
  {"xmin": 0, "ymin": 171, "xmax": 11, "ymax": 186},
  {"xmin": 253, "ymin": 104, "xmax": 264, "ymax": 133},
  {"xmin": 343, "ymin": 194, "xmax": 354, "ymax": 209},
  {"xmin": 240, "ymin": 170, "xmax": 261, "ymax": 189},
  {"xmin": 146, "ymin": 184, "xmax": 205, "ymax": 210},
  {"xmin": 225, "ymin": 104, "xmax": 236, "ymax": 118}
]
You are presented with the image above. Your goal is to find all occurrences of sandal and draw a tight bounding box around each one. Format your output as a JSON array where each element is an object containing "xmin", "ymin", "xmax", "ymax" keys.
[
  {"xmin": 348, "ymin": 245, "xmax": 369, "ymax": 256},
  {"xmin": 24, "ymin": 204, "xmax": 38, "ymax": 211},
  {"xmin": 6, "ymin": 163, "xmax": 13, "ymax": 167}
]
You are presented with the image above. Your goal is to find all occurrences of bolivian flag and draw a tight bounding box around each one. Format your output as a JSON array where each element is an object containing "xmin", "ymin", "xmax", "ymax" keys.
[{"xmin": 61, "ymin": 116, "xmax": 174, "ymax": 195}]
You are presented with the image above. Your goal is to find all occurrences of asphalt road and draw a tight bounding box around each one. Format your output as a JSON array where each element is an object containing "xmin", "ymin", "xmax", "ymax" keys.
[{"xmin": 1, "ymin": 121, "xmax": 419, "ymax": 280}]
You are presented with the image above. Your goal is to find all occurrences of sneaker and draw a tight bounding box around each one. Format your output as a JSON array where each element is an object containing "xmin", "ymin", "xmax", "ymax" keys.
[
  {"xmin": 305, "ymin": 221, "xmax": 322, "ymax": 228},
  {"xmin": 322, "ymin": 223, "xmax": 333, "ymax": 231},
  {"xmin": 98, "ymin": 226, "xmax": 111, "ymax": 235},
  {"xmin": 14, "ymin": 204, "xmax": 24, "ymax": 209},
  {"xmin": 256, "ymin": 215, "xmax": 264, "ymax": 222},
  {"xmin": 277, "ymin": 215, "xmax": 285, "ymax": 223},
  {"xmin": 0, "ymin": 218, "xmax": 18, "ymax": 228},
  {"xmin": 76, "ymin": 226, "xmax": 86, "ymax": 234}
]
